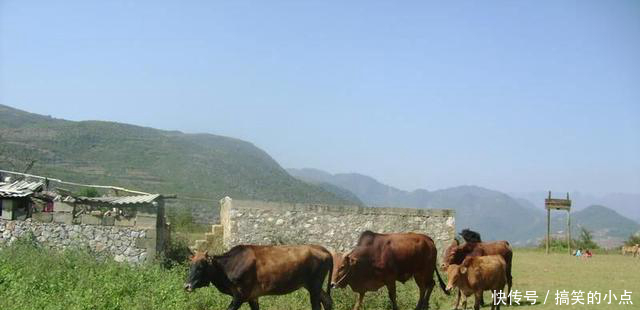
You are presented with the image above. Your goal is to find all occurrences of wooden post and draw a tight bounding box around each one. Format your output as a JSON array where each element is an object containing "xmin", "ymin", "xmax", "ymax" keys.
[
  {"xmin": 566, "ymin": 193, "xmax": 571, "ymax": 255},
  {"xmin": 545, "ymin": 191, "xmax": 571, "ymax": 255},
  {"xmin": 567, "ymin": 210, "xmax": 571, "ymax": 255},
  {"xmin": 546, "ymin": 208, "xmax": 551, "ymax": 254},
  {"xmin": 546, "ymin": 191, "xmax": 551, "ymax": 254}
]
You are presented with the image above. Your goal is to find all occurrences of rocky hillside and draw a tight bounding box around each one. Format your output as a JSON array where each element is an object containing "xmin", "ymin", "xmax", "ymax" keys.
[{"xmin": 0, "ymin": 105, "xmax": 360, "ymax": 216}]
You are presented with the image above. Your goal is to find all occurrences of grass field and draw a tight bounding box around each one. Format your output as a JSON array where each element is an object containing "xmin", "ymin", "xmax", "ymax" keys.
[{"xmin": 0, "ymin": 242, "xmax": 638, "ymax": 310}]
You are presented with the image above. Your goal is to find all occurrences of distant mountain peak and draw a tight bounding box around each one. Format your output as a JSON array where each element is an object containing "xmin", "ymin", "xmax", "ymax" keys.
[{"xmin": 288, "ymin": 167, "xmax": 640, "ymax": 247}]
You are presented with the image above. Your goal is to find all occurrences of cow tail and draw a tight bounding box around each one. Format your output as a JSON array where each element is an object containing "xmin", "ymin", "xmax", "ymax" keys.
[
  {"xmin": 326, "ymin": 255, "xmax": 333, "ymax": 295},
  {"xmin": 435, "ymin": 265, "xmax": 449, "ymax": 295}
]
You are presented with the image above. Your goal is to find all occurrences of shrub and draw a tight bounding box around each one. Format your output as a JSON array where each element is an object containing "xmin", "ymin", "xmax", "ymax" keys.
[
  {"xmin": 77, "ymin": 187, "xmax": 100, "ymax": 197},
  {"xmin": 575, "ymin": 227, "xmax": 599, "ymax": 250},
  {"xmin": 624, "ymin": 233, "xmax": 640, "ymax": 246},
  {"xmin": 160, "ymin": 234, "xmax": 193, "ymax": 268}
]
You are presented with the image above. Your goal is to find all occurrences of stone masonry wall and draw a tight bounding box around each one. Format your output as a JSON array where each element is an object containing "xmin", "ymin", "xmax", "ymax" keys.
[
  {"xmin": 220, "ymin": 197, "xmax": 455, "ymax": 259},
  {"xmin": 0, "ymin": 219, "xmax": 152, "ymax": 263}
]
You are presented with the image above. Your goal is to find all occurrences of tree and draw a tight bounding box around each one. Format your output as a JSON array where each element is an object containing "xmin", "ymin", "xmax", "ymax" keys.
[
  {"xmin": 576, "ymin": 226, "xmax": 599, "ymax": 249},
  {"xmin": 624, "ymin": 233, "xmax": 640, "ymax": 246}
]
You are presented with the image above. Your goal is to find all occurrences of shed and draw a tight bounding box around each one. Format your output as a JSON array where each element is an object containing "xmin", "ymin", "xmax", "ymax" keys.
[{"xmin": 0, "ymin": 180, "xmax": 44, "ymax": 220}]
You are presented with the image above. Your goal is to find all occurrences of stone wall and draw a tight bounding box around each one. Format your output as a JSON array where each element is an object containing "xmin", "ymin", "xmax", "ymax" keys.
[
  {"xmin": 219, "ymin": 197, "xmax": 455, "ymax": 258},
  {"xmin": 0, "ymin": 219, "xmax": 154, "ymax": 263}
]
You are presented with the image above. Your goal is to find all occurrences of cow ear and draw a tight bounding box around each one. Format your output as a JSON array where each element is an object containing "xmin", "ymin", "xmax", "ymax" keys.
[{"xmin": 460, "ymin": 266, "xmax": 467, "ymax": 274}]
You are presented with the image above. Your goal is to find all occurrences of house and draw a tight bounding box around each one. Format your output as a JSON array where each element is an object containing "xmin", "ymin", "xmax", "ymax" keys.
[
  {"xmin": 0, "ymin": 175, "xmax": 169, "ymax": 262},
  {"xmin": 0, "ymin": 180, "xmax": 44, "ymax": 220}
]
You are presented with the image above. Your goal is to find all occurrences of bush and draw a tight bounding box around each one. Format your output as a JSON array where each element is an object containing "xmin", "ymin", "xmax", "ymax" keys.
[
  {"xmin": 538, "ymin": 227, "xmax": 599, "ymax": 251},
  {"xmin": 77, "ymin": 187, "xmax": 100, "ymax": 197},
  {"xmin": 539, "ymin": 236, "xmax": 575, "ymax": 250},
  {"xmin": 624, "ymin": 233, "xmax": 640, "ymax": 246},
  {"xmin": 160, "ymin": 234, "xmax": 193, "ymax": 268},
  {"xmin": 575, "ymin": 227, "xmax": 599, "ymax": 250}
]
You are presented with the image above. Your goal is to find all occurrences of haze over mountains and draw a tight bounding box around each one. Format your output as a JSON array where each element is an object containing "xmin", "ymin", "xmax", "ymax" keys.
[
  {"xmin": 288, "ymin": 168, "xmax": 640, "ymax": 246},
  {"xmin": 512, "ymin": 191, "xmax": 640, "ymax": 223},
  {"xmin": 1, "ymin": 104, "xmax": 637, "ymax": 246},
  {"xmin": 0, "ymin": 105, "xmax": 358, "ymax": 209}
]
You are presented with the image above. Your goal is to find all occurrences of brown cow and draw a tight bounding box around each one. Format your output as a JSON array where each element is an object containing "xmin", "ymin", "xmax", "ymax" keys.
[
  {"xmin": 331, "ymin": 231, "xmax": 448, "ymax": 310},
  {"xmin": 184, "ymin": 244, "xmax": 333, "ymax": 310},
  {"xmin": 446, "ymin": 255, "xmax": 508, "ymax": 310},
  {"xmin": 442, "ymin": 239, "xmax": 513, "ymax": 308}
]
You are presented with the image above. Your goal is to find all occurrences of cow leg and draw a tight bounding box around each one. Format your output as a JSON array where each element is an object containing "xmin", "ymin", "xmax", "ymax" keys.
[
  {"xmin": 386, "ymin": 282, "xmax": 399, "ymax": 310},
  {"xmin": 473, "ymin": 292, "xmax": 482, "ymax": 310},
  {"xmin": 352, "ymin": 292, "xmax": 365, "ymax": 310},
  {"xmin": 460, "ymin": 294, "xmax": 468, "ymax": 310},
  {"xmin": 320, "ymin": 290, "xmax": 333, "ymax": 310},
  {"xmin": 309, "ymin": 291, "xmax": 323, "ymax": 310},
  {"xmin": 452, "ymin": 289, "xmax": 461, "ymax": 309},
  {"xmin": 248, "ymin": 299, "xmax": 259, "ymax": 310},
  {"xmin": 226, "ymin": 297, "xmax": 244, "ymax": 310},
  {"xmin": 414, "ymin": 274, "xmax": 435, "ymax": 310}
]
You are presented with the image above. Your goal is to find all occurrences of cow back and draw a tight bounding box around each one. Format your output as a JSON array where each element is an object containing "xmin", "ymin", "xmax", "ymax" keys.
[
  {"xmin": 354, "ymin": 232, "xmax": 438, "ymax": 280},
  {"xmin": 464, "ymin": 255, "xmax": 507, "ymax": 292}
]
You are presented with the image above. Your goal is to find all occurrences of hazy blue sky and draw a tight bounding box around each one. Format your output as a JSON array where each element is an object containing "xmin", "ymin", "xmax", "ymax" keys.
[{"xmin": 1, "ymin": 1, "xmax": 639, "ymax": 195}]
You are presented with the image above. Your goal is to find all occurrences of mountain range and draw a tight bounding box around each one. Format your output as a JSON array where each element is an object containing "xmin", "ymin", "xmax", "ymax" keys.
[
  {"xmin": 511, "ymin": 191, "xmax": 640, "ymax": 223},
  {"xmin": 1, "ymin": 104, "xmax": 637, "ymax": 246},
  {"xmin": 288, "ymin": 168, "xmax": 640, "ymax": 247}
]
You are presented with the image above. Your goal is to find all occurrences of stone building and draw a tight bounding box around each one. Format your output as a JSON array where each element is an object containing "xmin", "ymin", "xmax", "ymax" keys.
[
  {"xmin": 0, "ymin": 180, "xmax": 44, "ymax": 220},
  {"xmin": 0, "ymin": 178, "xmax": 169, "ymax": 263}
]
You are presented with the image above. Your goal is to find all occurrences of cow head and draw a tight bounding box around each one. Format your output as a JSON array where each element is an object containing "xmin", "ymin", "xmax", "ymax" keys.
[
  {"xmin": 441, "ymin": 239, "xmax": 460, "ymax": 271},
  {"xmin": 184, "ymin": 251, "xmax": 213, "ymax": 292},
  {"xmin": 445, "ymin": 264, "xmax": 467, "ymax": 292},
  {"xmin": 330, "ymin": 252, "xmax": 344, "ymax": 287},
  {"xmin": 331, "ymin": 251, "xmax": 358, "ymax": 288}
]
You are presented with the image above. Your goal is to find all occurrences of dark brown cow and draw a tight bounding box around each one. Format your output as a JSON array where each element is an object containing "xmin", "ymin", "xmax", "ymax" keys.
[
  {"xmin": 446, "ymin": 255, "xmax": 508, "ymax": 310},
  {"xmin": 442, "ymin": 239, "xmax": 513, "ymax": 308},
  {"xmin": 184, "ymin": 244, "xmax": 333, "ymax": 310},
  {"xmin": 331, "ymin": 231, "xmax": 448, "ymax": 310}
]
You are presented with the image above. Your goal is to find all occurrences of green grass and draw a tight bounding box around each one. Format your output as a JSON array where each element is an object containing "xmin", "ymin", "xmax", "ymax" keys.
[{"xmin": 0, "ymin": 243, "xmax": 638, "ymax": 310}]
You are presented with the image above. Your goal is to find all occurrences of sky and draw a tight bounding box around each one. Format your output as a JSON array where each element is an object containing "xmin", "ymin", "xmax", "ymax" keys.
[{"xmin": 1, "ymin": 1, "xmax": 639, "ymax": 195}]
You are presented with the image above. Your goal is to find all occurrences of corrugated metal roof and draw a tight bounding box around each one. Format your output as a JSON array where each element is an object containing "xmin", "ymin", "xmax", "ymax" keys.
[
  {"xmin": 0, "ymin": 180, "xmax": 44, "ymax": 198},
  {"xmin": 76, "ymin": 194, "xmax": 161, "ymax": 206}
]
